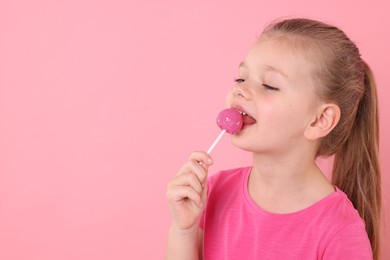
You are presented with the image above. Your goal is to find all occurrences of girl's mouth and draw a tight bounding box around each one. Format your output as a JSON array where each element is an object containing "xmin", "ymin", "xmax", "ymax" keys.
[{"xmin": 238, "ymin": 110, "xmax": 257, "ymax": 126}]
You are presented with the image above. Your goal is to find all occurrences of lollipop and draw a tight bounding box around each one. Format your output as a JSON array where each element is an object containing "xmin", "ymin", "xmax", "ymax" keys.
[
  {"xmin": 207, "ymin": 108, "xmax": 243, "ymax": 154},
  {"xmin": 217, "ymin": 108, "xmax": 244, "ymax": 134}
]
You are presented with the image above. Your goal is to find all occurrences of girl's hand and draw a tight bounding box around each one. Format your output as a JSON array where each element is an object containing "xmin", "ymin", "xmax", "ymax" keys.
[{"xmin": 166, "ymin": 151, "xmax": 213, "ymax": 232}]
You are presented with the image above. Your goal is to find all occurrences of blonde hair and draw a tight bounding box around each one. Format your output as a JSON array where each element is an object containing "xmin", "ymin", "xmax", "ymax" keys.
[{"xmin": 263, "ymin": 18, "xmax": 381, "ymax": 259}]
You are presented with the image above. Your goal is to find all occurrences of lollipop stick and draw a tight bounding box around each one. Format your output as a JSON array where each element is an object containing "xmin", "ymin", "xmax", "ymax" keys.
[{"xmin": 207, "ymin": 129, "xmax": 226, "ymax": 154}]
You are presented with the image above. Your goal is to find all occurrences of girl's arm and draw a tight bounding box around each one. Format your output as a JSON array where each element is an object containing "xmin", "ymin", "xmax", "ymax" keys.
[
  {"xmin": 165, "ymin": 151, "xmax": 211, "ymax": 260},
  {"xmin": 165, "ymin": 227, "xmax": 203, "ymax": 260}
]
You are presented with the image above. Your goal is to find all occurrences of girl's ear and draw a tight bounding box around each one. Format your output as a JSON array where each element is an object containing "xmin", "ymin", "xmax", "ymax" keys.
[{"xmin": 304, "ymin": 104, "xmax": 341, "ymax": 140}]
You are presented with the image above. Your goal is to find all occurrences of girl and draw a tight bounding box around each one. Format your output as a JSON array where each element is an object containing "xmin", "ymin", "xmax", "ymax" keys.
[{"xmin": 165, "ymin": 18, "xmax": 381, "ymax": 260}]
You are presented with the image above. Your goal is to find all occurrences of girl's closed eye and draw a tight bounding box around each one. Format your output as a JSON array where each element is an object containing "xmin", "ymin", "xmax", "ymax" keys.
[
  {"xmin": 234, "ymin": 78, "xmax": 245, "ymax": 83},
  {"xmin": 263, "ymin": 84, "xmax": 279, "ymax": 91}
]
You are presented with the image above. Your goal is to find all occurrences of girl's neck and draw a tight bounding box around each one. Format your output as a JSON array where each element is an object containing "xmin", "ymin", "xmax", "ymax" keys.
[{"xmin": 249, "ymin": 152, "xmax": 334, "ymax": 214}]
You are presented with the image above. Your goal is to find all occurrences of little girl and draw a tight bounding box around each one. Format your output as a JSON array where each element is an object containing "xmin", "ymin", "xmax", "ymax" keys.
[{"xmin": 165, "ymin": 18, "xmax": 381, "ymax": 260}]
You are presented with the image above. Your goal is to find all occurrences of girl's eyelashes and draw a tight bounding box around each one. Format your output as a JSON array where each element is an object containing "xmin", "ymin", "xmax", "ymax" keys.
[
  {"xmin": 263, "ymin": 84, "xmax": 279, "ymax": 91},
  {"xmin": 234, "ymin": 78, "xmax": 279, "ymax": 91}
]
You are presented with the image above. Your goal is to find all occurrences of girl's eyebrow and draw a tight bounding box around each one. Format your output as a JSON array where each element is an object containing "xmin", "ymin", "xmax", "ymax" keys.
[
  {"xmin": 263, "ymin": 65, "xmax": 288, "ymax": 79},
  {"xmin": 239, "ymin": 62, "xmax": 288, "ymax": 79}
]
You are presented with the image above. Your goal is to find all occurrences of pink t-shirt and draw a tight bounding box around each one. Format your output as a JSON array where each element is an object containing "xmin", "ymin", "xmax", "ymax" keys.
[{"xmin": 200, "ymin": 167, "xmax": 372, "ymax": 259}]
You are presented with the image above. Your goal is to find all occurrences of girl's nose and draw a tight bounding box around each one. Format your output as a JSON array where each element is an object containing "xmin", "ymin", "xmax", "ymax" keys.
[{"xmin": 232, "ymin": 84, "xmax": 250, "ymax": 99}]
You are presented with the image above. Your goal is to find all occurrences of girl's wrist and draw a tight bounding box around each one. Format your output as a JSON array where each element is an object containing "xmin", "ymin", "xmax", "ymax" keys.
[{"xmin": 169, "ymin": 224, "xmax": 199, "ymax": 240}]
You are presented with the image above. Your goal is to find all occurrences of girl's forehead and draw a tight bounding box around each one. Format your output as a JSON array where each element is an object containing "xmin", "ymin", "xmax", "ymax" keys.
[
  {"xmin": 243, "ymin": 37, "xmax": 315, "ymax": 75},
  {"xmin": 249, "ymin": 36, "xmax": 307, "ymax": 59}
]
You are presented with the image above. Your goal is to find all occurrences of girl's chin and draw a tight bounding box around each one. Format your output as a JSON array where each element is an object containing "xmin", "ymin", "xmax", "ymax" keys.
[
  {"xmin": 230, "ymin": 135, "xmax": 250, "ymax": 149},
  {"xmin": 237, "ymin": 122, "xmax": 256, "ymax": 132}
]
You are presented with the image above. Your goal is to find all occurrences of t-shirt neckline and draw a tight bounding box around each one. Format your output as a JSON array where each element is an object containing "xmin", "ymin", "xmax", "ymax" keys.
[{"xmin": 242, "ymin": 166, "xmax": 341, "ymax": 220}]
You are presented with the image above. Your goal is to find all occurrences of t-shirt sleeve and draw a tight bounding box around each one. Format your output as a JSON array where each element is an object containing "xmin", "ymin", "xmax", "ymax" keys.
[{"xmin": 322, "ymin": 221, "xmax": 373, "ymax": 260}]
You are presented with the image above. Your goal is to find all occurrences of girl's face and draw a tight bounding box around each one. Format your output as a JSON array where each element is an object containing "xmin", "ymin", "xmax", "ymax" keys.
[{"xmin": 227, "ymin": 36, "xmax": 322, "ymax": 155}]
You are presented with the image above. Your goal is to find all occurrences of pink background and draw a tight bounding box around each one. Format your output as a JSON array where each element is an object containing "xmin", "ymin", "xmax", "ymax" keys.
[{"xmin": 0, "ymin": 0, "xmax": 389, "ymax": 259}]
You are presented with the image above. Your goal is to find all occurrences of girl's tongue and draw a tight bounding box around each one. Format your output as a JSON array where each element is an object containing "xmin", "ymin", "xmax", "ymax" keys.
[{"xmin": 242, "ymin": 114, "xmax": 257, "ymax": 125}]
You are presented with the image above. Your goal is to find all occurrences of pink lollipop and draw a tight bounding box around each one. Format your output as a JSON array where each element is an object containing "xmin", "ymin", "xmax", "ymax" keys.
[
  {"xmin": 217, "ymin": 108, "xmax": 243, "ymax": 134},
  {"xmin": 207, "ymin": 108, "xmax": 243, "ymax": 154}
]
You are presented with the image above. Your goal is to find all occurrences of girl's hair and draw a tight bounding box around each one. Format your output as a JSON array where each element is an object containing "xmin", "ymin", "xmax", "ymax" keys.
[{"xmin": 263, "ymin": 18, "xmax": 381, "ymax": 259}]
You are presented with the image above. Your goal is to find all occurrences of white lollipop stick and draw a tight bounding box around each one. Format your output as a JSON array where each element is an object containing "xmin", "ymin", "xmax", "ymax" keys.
[{"xmin": 207, "ymin": 129, "xmax": 226, "ymax": 154}]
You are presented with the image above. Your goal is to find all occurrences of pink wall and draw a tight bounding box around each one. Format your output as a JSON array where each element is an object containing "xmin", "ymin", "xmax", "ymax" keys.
[{"xmin": 1, "ymin": 0, "xmax": 389, "ymax": 259}]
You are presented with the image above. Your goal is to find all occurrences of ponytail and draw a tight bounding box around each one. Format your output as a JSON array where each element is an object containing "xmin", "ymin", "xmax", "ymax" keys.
[{"xmin": 332, "ymin": 62, "xmax": 381, "ymax": 260}]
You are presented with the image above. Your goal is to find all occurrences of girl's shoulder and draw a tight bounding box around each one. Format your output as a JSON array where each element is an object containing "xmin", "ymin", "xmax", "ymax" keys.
[
  {"xmin": 301, "ymin": 186, "xmax": 367, "ymax": 238},
  {"xmin": 318, "ymin": 188, "xmax": 372, "ymax": 258},
  {"xmin": 321, "ymin": 187, "xmax": 364, "ymax": 223}
]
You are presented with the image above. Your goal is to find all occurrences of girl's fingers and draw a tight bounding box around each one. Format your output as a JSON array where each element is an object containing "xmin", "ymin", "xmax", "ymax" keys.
[
  {"xmin": 166, "ymin": 151, "xmax": 213, "ymax": 209},
  {"xmin": 201, "ymin": 182, "xmax": 207, "ymax": 207},
  {"xmin": 177, "ymin": 151, "xmax": 213, "ymax": 183},
  {"xmin": 167, "ymin": 184, "xmax": 203, "ymax": 208},
  {"xmin": 188, "ymin": 151, "xmax": 214, "ymax": 169},
  {"xmin": 178, "ymin": 161, "xmax": 208, "ymax": 185},
  {"xmin": 169, "ymin": 172, "xmax": 203, "ymax": 194}
]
